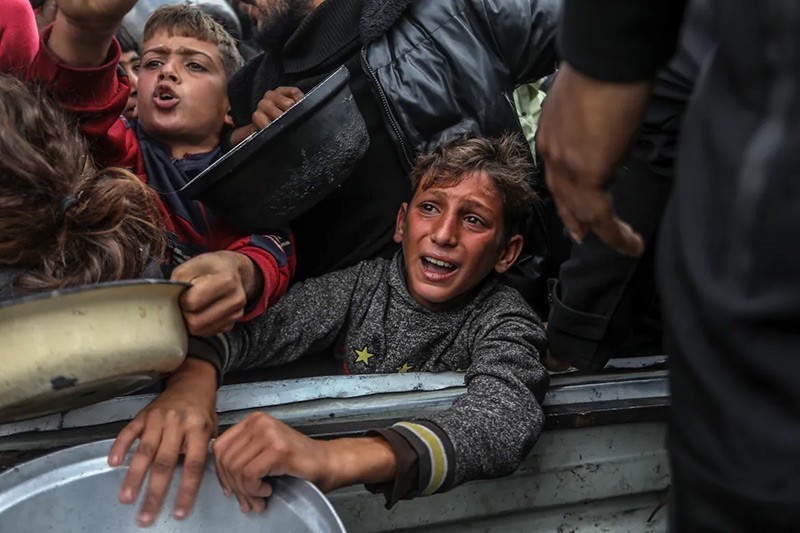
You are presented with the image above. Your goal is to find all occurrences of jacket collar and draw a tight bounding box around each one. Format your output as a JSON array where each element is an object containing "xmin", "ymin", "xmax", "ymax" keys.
[{"xmin": 358, "ymin": 0, "xmax": 415, "ymax": 44}]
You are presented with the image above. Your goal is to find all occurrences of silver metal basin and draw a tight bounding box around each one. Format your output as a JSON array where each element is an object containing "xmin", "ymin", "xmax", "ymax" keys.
[{"xmin": 0, "ymin": 439, "xmax": 346, "ymax": 532}]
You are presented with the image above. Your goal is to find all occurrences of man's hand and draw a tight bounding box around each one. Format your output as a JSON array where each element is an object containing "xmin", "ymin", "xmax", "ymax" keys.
[
  {"xmin": 171, "ymin": 251, "xmax": 264, "ymax": 337},
  {"xmin": 49, "ymin": 0, "xmax": 137, "ymax": 66},
  {"xmin": 212, "ymin": 413, "xmax": 397, "ymax": 513},
  {"xmin": 108, "ymin": 358, "xmax": 218, "ymax": 527},
  {"xmin": 252, "ymin": 86, "xmax": 304, "ymax": 130},
  {"xmin": 536, "ymin": 63, "xmax": 650, "ymax": 256}
]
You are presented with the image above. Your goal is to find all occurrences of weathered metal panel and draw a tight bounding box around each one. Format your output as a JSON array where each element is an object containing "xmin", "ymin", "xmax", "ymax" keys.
[{"xmin": 328, "ymin": 422, "xmax": 670, "ymax": 532}]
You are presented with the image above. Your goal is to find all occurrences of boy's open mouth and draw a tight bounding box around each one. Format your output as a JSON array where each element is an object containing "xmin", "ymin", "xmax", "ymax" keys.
[
  {"xmin": 421, "ymin": 256, "xmax": 458, "ymax": 280},
  {"xmin": 153, "ymin": 86, "xmax": 179, "ymax": 110}
]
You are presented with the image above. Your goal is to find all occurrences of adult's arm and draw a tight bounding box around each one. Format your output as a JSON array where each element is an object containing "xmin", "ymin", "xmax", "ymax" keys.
[
  {"xmin": 480, "ymin": 0, "xmax": 561, "ymax": 85},
  {"xmin": 545, "ymin": 0, "xmax": 713, "ymax": 371},
  {"xmin": 559, "ymin": 0, "xmax": 688, "ymax": 83},
  {"xmin": 537, "ymin": 0, "xmax": 688, "ymax": 256}
]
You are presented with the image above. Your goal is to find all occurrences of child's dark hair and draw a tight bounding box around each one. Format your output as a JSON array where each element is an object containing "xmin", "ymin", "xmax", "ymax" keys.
[
  {"xmin": 143, "ymin": 3, "xmax": 244, "ymax": 79},
  {"xmin": 115, "ymin": 25, "xmax": 140, "ymax": 55},
  {"xmin": 0, "ymin": 74, "xmax": 166, "ymax": 292},
  {"xmin": 410, "ymin": 133, "xmax": 539, "ymax": 241}
]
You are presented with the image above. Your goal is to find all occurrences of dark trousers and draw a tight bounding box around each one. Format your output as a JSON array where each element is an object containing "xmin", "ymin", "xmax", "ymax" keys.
[{"xmin": 670, "ymin": 461, "xmax": 800, "ymax": 533}]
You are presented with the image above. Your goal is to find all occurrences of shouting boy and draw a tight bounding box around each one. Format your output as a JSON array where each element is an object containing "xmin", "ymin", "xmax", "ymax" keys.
[
  {"xmin": 110, "ymin": 134, "xmax": 549, "ymax": 525},
  {"xmin": 3, "ymin": 0, "xmax": 295, "ymax": 338}
]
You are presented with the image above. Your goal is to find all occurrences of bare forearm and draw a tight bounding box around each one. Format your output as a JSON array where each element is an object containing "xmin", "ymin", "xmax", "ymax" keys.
[
  {"xmin": 47, "ymin": 11, "xmax": 119, "ymax": 67},
  {"xmin": 236, "ymin": 253, "xmax": 264, "ymax": 303},
  {"xmin": 322, "ymin": 436, "xmax": 397, "ymax": 491},
  {"xmin": 167, "ymin": 357, "xmax": 219, "ymax": 401},
  {"xmin": 230, "ymin": 124, "xmax": 258, "ymax": 147}
]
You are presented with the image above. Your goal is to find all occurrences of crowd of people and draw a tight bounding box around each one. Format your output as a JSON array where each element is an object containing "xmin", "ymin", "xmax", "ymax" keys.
[{"xmin": 1, "ymin": 0, "xmax": 798, "ymax": 531}]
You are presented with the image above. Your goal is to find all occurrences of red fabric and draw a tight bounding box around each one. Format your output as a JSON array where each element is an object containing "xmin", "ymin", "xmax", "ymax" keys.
[
  {"xmin": 0, "ymin": 0, "xmax": 39, "ymax": 75},
  {"xmin": 0, "ymin": 5, "xmax": 295, "ymax": 319}
]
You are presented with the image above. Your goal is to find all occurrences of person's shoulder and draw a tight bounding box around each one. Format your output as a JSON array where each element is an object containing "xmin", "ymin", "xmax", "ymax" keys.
[{"xmin": 474, "ymin": 282, "xmax": 544, "ymax": 327}]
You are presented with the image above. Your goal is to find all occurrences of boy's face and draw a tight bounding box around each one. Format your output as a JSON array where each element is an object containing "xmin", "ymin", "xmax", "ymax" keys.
[
  {"xmin": 119, "ymin": 50, "xmax": 140, "ymax": 120},
  {"xmin": 393, "ymin": 171, "xmax": 523, "ymax": 311},
  {"xmin": 137, "ymin": 31, "xmax": 232, "ymax": 155}
]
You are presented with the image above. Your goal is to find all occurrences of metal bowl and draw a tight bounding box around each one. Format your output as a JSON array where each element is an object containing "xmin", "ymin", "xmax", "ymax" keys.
[
  {"xmin": 0, "ymin": 280, "xmax": 189, "ymax": 423},
  {"xmin": 180, "ymin": 65, "xmax": 370, "ymax": 232},
  {"xmin": 0, "ymin": 439, "xmax": 346, "ymax": 532}
]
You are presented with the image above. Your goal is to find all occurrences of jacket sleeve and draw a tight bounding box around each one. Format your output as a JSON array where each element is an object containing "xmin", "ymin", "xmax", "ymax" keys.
[
  {"xmin": 559, "ymin": 0, "xmax": 688, "ymax": 82},
  {"xmin": 27, "ymin": 26, "xmax": 141, "ymax": 172},
  {"xmin": 211, "ymin": 228, "xmax": 297, "ymax": 321},
  {"xmin": 221, "ymin": 261, "xmax": 366, "ymax": 372},
  {"xmin": 0, "ymin": 0, "xmax": 39, "ymax": 75},
  {"xmin": 479, "ymin": 0, "xmax": 561, "ymax": 85},
  {"xmin": 386, "ymin": 302, "xmax": 549, "ymax": 496}
]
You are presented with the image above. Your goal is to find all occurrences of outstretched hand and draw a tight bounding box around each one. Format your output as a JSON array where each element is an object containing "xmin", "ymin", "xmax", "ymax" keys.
[
  {"xmin": 536, "ymin": 63, "xmax": 650, "ymax": 256},
  {"xmin": 212, "ymin": 412, "xmax": 334, "ymax": 514},
  {"xmin": 212, "ymin": 413, "xmax": 398, "ymax": 514},
  {"xmin": 108, "ymin": 358, "xmax": 218, "ymax": 527},
  {"xmin": 55, "ymin": 0, "xmax": 137, "ymax": 31},
  {"xmin": 50, "ymin": 0, "xmax": 137, "ymax": 67},
  {"xmin": 252, "ymin": 86, "xmax": 304, "ymax": 130},
  {"xmin": 171, "ymin": 251, "xmax": 263, "ymax": 337}
]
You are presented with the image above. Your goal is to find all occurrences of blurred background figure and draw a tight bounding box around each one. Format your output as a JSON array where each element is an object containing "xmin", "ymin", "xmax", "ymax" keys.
[{"xmin": 115, "ymin": 26, "xmax": 140, "ymax": 121}]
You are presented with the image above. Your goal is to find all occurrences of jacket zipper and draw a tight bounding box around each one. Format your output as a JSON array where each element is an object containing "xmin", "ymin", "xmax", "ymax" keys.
[{"xmin": 360, "ymin": 48, "xmax": 414, "ymax": 169}]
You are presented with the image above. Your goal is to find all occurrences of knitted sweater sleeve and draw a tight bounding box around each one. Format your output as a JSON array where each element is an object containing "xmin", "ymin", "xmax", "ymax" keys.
[
  {"xmin": 221, "ymin": 260, "xmax": 369, "ymax": 373},
  {"xmin": 390, "ymin": 292, "xmax": 549, "ymax": 495}
]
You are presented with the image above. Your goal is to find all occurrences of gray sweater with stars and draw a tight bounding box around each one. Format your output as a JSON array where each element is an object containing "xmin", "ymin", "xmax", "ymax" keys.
[{"xmin": 222, "ymin": 252, "xmax": 549, "ymax": 496}]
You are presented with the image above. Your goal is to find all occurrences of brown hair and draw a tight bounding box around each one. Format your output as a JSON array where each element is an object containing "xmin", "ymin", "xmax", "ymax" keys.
[
  {"xmin": 0, "ymin": 74, "xmax": 166, "ymax": 292},
  {"xmin": 143, "ymin": 3, "xmax": 244, "ymax": 79},
  {"xmin": 410, "ymin": 133, "xmax": 539, "ymax": 240}
]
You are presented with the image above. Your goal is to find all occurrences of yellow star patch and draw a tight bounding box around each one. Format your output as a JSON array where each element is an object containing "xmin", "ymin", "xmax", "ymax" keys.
[
  {"xmin": 354, "ymin": 346, "xmax": 375, "ymax": 365},
  {"xmin": 397, "ymin": 362, "xmax": 413, "ymax": 374}
]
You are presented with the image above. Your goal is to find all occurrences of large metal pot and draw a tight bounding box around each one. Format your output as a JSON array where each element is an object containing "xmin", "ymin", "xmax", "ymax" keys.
[
  {"xmin": 0, "ymin": 439, "xmax": 346, "ymax": 532},
  {"xmin": 180, "ymin": 65, "xmax": 370, "ymax": 231},
  {"xmin": 0, "ymin": 280, "xmax": 189, "ymax": 423}
]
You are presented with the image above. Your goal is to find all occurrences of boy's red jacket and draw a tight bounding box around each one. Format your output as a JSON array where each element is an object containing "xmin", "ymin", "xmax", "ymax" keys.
[{"xmin": 0, "ymin": 0, "xmax": 295, "ymax": 320}]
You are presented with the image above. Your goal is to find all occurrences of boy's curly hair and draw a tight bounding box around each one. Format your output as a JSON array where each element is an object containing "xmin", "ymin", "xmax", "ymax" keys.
[
  {"xmin": 143, "ymin": 3, "xmax": 243, "ymax": 79},
  {"xmin": 410, "ymin": 133, "xmax": 539, "ymax": 241},
  {"xmin": 0, "ymin": 74, "xmax": 165, "ymax": 292}
]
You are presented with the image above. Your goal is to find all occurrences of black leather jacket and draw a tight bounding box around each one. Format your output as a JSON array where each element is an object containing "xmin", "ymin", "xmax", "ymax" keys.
[
  {"xmin": 228, "ymin": 0, "xmax": 561, "ymax": 306},
  {"xmin": 360, "ymin": 0, "xmax": 560, "ymax": 167}
]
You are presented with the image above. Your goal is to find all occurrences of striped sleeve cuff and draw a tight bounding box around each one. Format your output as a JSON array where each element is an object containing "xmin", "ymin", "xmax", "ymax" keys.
[{"xmin": 391, "ymin": 420, "xmax": 456, "ymax": 496}]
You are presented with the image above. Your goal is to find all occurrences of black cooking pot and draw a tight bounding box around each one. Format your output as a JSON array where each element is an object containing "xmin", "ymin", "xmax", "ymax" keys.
[{"xmin": 180, "ymin": 66, "xmax": 370, "ymax": 232}]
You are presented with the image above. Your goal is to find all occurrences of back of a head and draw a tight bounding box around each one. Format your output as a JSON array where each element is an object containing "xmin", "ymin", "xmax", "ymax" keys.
[
  {"xmin": 116, "ymin": 24, "xmax": 140, "ymax": 54},
  {"xmin": 411, "ymin": 134, "xmax": 539, "ymax": 241},
  {"xmin": 143, "ymin": 3, "xmax": 244, "ymax": 80},
  {"xmin": 0, "ymin": 74, "xmax": 166, "ymax": 293}
]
